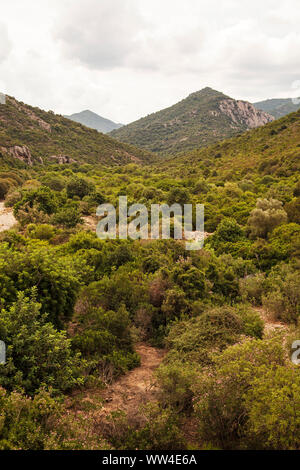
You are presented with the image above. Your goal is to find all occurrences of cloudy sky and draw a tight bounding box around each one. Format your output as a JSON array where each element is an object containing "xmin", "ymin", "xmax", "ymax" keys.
[{"xmin": 0, "ymin": 0, "xmax": 299, "ymax": 123}]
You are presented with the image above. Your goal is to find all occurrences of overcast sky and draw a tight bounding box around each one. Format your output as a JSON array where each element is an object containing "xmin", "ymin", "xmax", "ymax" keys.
[{"xmin": 0, "ymin": 0, "xmax": 299, "ymax": 123}]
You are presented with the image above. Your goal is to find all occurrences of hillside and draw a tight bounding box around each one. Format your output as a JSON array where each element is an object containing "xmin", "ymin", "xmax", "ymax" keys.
[
  {"xmin": 0, "ymin": 95, "xmax": 153, "ymax": 167},
  {"xmin": 64, "ymin": 109, "xmax": 123, "ymax": 133},
  {"xmin": 110, "ymin": 87, "xmax": 274, "ymax": 155},
  {"xmin": 254, "ymin": 98, "xmax": 300, "ymax": 119},
  {"xmin": 161, "ymin": 108, "xmax": 300, "ymax": 180}
]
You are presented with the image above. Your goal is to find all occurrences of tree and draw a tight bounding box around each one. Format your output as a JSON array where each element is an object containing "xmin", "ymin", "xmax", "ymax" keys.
[
  {"xmin": 244, "ymin": 366, "xmax": 300, "ymax": 449},
  {"xmin": 0, "ymin": 290, "xmax": 82, "ymax": 395},
  {"xmin": 247, "ymin": 198, "xmax": 287, "ymax": 239},
  {"xmin": 66, "ymin": 177, "xmax": 94, "ymax": 199},
  {"xmin": 167, "ymin": 187, "xmax": 190, "ymax": 206}
]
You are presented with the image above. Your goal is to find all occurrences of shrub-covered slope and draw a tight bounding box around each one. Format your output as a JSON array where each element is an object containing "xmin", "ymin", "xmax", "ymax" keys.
[
  {"xmin": 0, "ymin": 96, "xmax": 153, "ymax": 166},
  {"xmin": 254, "ymin": 98, "xmax": 300, "ymax": 119},
  {"xmin": 162, "ymin": 108, "xmax": 300, "ymax": 180},
  {"xmin": 110, "ymin": 87, "xmax": 274, "ymax": 155}
]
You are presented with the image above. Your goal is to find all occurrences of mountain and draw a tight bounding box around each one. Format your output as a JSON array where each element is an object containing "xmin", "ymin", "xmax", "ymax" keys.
[
  {"xmin": 110, "ymin": 87, "xmax": 274, "ymax": 155},
  {"xmin": 161, "ymin": 108, "xmax": 300, "ymax": 180},
  {"xmin": 0, "ymin": 95, "xmax": 153, "ymax": 167},
  {"xmin": 64, "ymin": 109, "xmax": 123, "ymax": 133},
  {"xmin": 253, "ymin": 98, "xmax": 300, "ymax": 119}
]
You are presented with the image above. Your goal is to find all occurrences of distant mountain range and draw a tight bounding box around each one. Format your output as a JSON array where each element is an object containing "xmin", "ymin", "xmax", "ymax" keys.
[
  {"xmin": 0, "ymin": 96, "xmax": 152, "ymax": 166},
  {"xmin": 110, "ymin": 87, "xmax": 274, "ymax": 155},
  {"xmin": 64, "ymin": 109, "xmax": 123, "ymax": 134},
  {"xmin": 253, "ymin": 98, "xmax": 300, "ymax": 119}
]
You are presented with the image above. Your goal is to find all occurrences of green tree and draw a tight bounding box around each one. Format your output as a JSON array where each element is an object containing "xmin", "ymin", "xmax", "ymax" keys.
[{"xmin": 0, "ymin": 291, "xmax": 82, "ymax": 395}]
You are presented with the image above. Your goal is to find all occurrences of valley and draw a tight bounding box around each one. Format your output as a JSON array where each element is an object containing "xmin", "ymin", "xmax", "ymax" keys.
[{"xmin": 0, "ymin": 92, "xmax": 299, "ymax": 451}]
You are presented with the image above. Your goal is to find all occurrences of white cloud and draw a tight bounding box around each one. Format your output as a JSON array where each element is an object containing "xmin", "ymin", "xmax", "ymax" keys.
[
  {"xmin": 0, "ymin": 0, "xmax": 299, "ymax": 123},
  {"xmin": 0, "ymin": 23, "xmax": 12, "ymax": 63}
]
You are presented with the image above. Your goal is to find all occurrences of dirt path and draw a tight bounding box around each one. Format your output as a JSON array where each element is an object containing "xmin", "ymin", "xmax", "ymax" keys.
[
  {"xmin": 254, "ymin": 306, "xmax": 287, "ymax": 334},
  {"xmin": 99, "ymin": 343, "xmax": 166, "ymax": 416},
  {"xmin": 0, "ymin": 202, "xmax": 16, "ymax": 232},
  {"xmin": 68, "ymin": 343, "xmax": 166, "ymax": 420}
]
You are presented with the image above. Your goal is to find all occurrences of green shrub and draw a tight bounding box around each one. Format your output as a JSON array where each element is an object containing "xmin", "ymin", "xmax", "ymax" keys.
[
  {"xmin": 0, "ymin": 291, "xmax": 83, "ymax": 395},
  {"xmin": 26, "ymin": 223, "xmax": 56, "ymax": 240},
  {"xmin": 156, "ymin": 360, "xmax": 199, "ymax": 412},
  {"xmin": 262, "ymin": 263, "xmax": 300, "ymax": 323},
  {"xmin": 193, "ymin": 336, "xmax": 285, "ymax": 449},
  {"xmin": 247, "ymin": 198, "xmax": 287, "ymax": 239},
  {"xmin": 244, "ymin": 366, "xmax": 300, "ymax": 449},
  {"xmin": 239, "ymin": 273, "xmax": 266, "ymax": 305},
  {"xmin": 66, "ymin": 177, "xmax": 94, "ymax": 199}
]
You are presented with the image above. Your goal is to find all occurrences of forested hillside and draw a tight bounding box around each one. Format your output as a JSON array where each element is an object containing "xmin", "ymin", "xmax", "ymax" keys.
[
  {"xmin": 164, "ymin": 108, "xmax": 300, "ymax": 180},
  {"xmin": 110, "ymin": 87, "xmax": 274, "ymax": 155},
  {"xmin": 254, "ymin": 98, "xmax": 300, "ymax": 119},
  {"xmin": 0, "ymin": 96, "xmax": 153, "ymax": 167},
  {"xmin": 0, "ymin": 105, "xmax": 299, "ymax": 450}
]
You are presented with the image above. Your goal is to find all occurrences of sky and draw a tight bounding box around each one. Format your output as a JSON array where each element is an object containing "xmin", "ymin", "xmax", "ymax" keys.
[{"xmin": 0, "ymin": 0, "xmax": 299, "ymax": 124}]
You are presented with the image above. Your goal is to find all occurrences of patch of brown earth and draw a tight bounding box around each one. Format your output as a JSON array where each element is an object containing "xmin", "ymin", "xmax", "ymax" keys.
[
  {"xmin": 98, "ymin": 343, "xmax": 165, "ymax": 418},
  {"xmin": 0, "ymin": 202, "xmax": 17, "ymax": 232}
]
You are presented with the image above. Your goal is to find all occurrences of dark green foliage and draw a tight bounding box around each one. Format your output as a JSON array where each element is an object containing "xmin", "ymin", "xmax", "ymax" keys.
[
  {"xmin": 0, "ymin": 291, "xmax": 82, "ymax": 395},
  {"xmin": 66, "ymin": 177, "xmax": 94, "ymax": 199},
  {"xmin": 111, "ymin": 88, "xmax": 273, "ymax": 155},
  {"xmin": 0, "ymin": 95, "xmax": 154, "ymax": 165}
]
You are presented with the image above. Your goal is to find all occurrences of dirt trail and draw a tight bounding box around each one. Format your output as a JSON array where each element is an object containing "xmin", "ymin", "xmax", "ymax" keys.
[
  {"xmin": 69, "ymin": 343, "xmax": 166, "ymax": 419},
  {"xmin": 99, "ymin": 343, "xmax": 166, "ymax": 416},
  {"xmin": 0, "ymin": 202, "xmax": 17, "ymax": 232},
  {"xmin": 254, "ymin": 306, "xmax": 287, "ymax": 334}
]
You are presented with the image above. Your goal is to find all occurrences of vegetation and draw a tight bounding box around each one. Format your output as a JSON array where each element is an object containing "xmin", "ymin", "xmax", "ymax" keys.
[
  {"xmin": 0, "ymin": 96, "xmax": 153, "ymax": 167},
  {"xmin": 111, "ymin": 87, "xmax": 273, "ymax": 155},
  {"xmin": 0, "ymin": 97, "xmax": 299, "ymax": 450}
]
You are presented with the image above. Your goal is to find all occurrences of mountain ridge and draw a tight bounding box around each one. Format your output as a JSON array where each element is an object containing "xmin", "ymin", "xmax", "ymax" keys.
[
  {"xmin": 110, "ymin": 87, "xmax": 274, "ymax": 155},
  {"xmin": 64, "ymin": 109, "xmax": 123, "ymax": 134},
  {"xmin": 0, "ymin": 95, "xmax": 153, "ymax": 167},
  {"xmin": 253, "ymin": 98, "xmax": 300, "ymax": 119}
]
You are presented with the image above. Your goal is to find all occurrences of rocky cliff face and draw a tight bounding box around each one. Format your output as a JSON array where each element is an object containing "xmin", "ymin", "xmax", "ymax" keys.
[
  {"xmin": 219, "ymin": 99, "xmax": 274, "ymax": 129},
  {"xmin": 110, "ymin": 87, "xmax": 276, "ymax": 155},
  {"xmin": 1, "ymin": 145, "xmax": 43, "ymax": 165}
]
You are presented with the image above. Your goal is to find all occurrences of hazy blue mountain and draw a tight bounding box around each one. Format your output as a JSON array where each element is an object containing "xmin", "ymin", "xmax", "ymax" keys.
[
  {"xmin": 253, "ymin": 98, "xmax": 300, "ymax": 119},
  {"xmin": 64, "ymin": 109, "xmax": 123, "ymax": 134}
]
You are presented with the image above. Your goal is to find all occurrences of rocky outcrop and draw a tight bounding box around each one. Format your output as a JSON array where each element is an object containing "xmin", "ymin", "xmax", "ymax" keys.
[
  {"xmin": 8, "ymin": 97, "xmax": 51, "ymax": 132},
  {"xmin": 1, "ymin": 145, "xmax": 43, "ymax": 165},
  {"xmin": 9, "ymin": 145, "xmax": 33, "ymax": 165},
  {"xmin": 49, "ymin": 154, "xmax": 77, "ymax": 164},
  {"xmin": 219, "ymin": 99, "xmax": 274, "ymax": 129}
]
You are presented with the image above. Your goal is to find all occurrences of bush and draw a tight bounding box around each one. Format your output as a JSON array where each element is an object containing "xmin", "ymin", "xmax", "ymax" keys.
[
  {"xmin": 103, "ymin": 403, "xmax": 185, "ymax": 450},
  {"xmin": 193, "ymin": 337, "xmax": 285, "ymax": 449},
  {"xmin": 0, "ymin": 243, "xmax": 91, "ymax": 328},
  {"xmin": 52, "ymin": 205, "xmax": 82, "ymax": 228},
  {"xmin": 0, "ymin": 179, "xmax": 10, "ymax": 199},
  {"xmin": 165, "ymin": 307, "xmax": 244, "ymax": 365},
  {"xmin": 247, "ymin": 198, "xmax": 287, "ymax": 239},
  {"xmin": 26, "ymin": 223, "xmax": 56, "ymax": 240},
  {"xmin": 262, "ymin": 263, "xmax": 300, "ymax": 323},
  {"xmin": 244, "ymin": 366, "xmax": 300, "ymax": 449},
  {"xmin": 239, "ymin": 273, "xmax": 266, "ymax": 305},
  {"xmin": 0, "ymin": 387, "xmax": 107, "ymax": 450},
  {"xmin": 236, "ymin": 306, "xmax": 264, "ymax": 339},
  {"xmin": 66, "ymin": 177, "xmax": 94, "ymax": 199},
  {"xmin": 0, "ymin": 291, "xmax": 83, "ymax": 395},
  {"xmin": 4, "ymin": 190, "xmax": 22, "ymax": 207},
  {"xmin": 156, "ymin": 360, "xmax": 199, "ymax": 412}
]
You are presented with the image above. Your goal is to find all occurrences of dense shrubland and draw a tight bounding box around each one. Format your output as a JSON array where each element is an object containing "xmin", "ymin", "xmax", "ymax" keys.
[{"xmin": 0, "ymin": 112, "xmax": 299, "ymax": 450}]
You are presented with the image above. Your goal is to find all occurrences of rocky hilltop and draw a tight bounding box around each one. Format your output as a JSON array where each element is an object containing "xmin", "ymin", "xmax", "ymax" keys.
[
  {"xmin": 110, "ymin": 87, "xmax": 274, "ymax": 155},
  {"xmin": 0, "ymin": 95, "xmax": 153, "ymax": 166}
]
